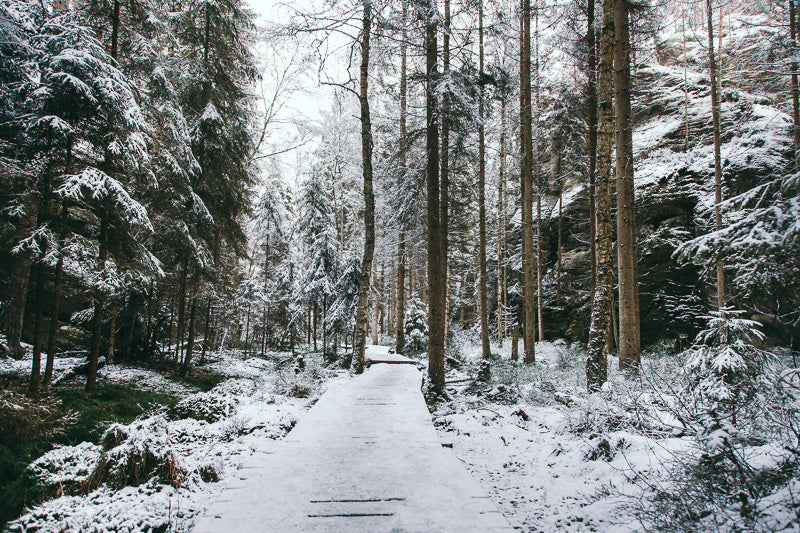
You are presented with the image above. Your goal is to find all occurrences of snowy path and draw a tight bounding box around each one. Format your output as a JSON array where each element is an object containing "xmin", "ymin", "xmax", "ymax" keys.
[{"xmin": 193, "ymin": 345, "xmax": 512, "ymax": 532}]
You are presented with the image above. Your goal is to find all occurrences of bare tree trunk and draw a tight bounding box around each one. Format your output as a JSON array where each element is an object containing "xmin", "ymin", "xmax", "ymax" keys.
[
  {"xmin": 371, "ymin": 264, "xmax": 379, "ymax": 345},
  {"xmin": 107, "ymin": 301, "xmax": 118, "ymax": 364},
  {"xmin": 497, "ymin": 99, "xmax": 506, "ymax": 348},
  {"xmin": 2, "ymin": 193, "xmax": 37, "ymax": 360},
  {"xmin": 478, "ymin": 0, "xmax": 490, "ymax": 359},
  {"xmin": 396, "ymin": 237, "xmax": 406, "ymax": 353},
  {"xmin": 556, "ymin": 137, "xmax": 564, "ymax": 306},
  {"xmin": 175, "ymin": 259, "xmax": 188, "ymax": 364},
  {"xmin": 615, "ymin": 0, "xmax": 640, "ymax": 371},
  {"xmin": 353, "ymin": 0, "xmax": 375, "ymax": 373},
  {"xmin": 380, "ymin": 263, "xmax": 385, "ymax": 335},
  {"xmin": 424, "ymin": 0, "xmax": 445, "ymax": 389},
  {"xmin": 587, "ymin": 0, "xmax": 598, "ymax": 306},
  {"xmin": 511, "ymin": 324, "xmax": 519, "ymax": 361},
  {"xmin": 86, "ymin": 218, "xmax": 108, "ymax": 393},
  {"xmin": 520, "ymin": 0, "xmax": 536, "ymax": 364},
  {"xmin": 441, "ymin": 0, "xmax": 451, "ymax": 349},
  {"xmin": 43, "ymin": 253, "xmax": 64, "ymax": 391},
  {"xmin": 682, "ymin": 10, "xmax": 690, "ymax": 151},
  {"xmin": 28, "ymin": 267, "xmax": 45, "ymax": 396},
  {"xmin": 586, "ymin": 0, "xmax": 614, "ymax": 393},
  {"xmin": 534, "ymin": 0, "xmax": 544, "ymax": 343},
  {"xmin": 200, "ymin": 297, "xmax": 212, "ymax": 365},
  {"xmin": 180, "ymin": 280, "xmax": 198, "ymax": 377},
  {"xmin": 706, "ymin": 0, "xmax": 725, "ymax": 309},
  {"xmin": 790, "ymin": 0, "xmax": 800, "ymax": 172}
]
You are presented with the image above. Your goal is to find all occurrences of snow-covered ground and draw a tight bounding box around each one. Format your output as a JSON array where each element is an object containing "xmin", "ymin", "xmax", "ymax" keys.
[
  {"xmin": 6, "ymin": 349, "xmax": 344, "ymax": 533},
  {"xmin": 431, "ymin": 337, "xmax": 799, "ymax": 532},
  {"xmin": 5, "ymin": 341, "xmax": 797, "ymax": 532}
]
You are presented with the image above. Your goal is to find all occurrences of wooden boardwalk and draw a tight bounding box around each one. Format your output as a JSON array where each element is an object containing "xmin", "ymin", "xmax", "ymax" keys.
[{"xmin": 192, "ymin": 346, "xmax": 512, "ymax": 532}]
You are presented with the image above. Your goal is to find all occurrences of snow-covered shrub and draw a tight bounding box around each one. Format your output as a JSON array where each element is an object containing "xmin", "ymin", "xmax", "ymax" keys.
[
  {"xmin": 638, "ymin": 310, "xmax": 799, "ymax": 532},
  {"xmin": 171, "ymin": 378, "xmax": 253, "ymax": 422},
  {"xmin": 27, "ymin": 442, "xmax": 103, "ymax": 497},
  {"xmin": 173, "ymin": 391, "xmax": 237, "ymax": 422},
  {"xmin": 86, "ymin": 416, "xmax": 186, "ymax": 491},
  {"xmin": 403, "ymin": 298, "xmax": 428, "ymax": 352},
  {"xmin": 683, "ymin": 309, "xmax": 773, "ymax": 438}
]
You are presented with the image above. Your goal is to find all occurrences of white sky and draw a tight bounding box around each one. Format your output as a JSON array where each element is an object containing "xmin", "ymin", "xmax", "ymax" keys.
[{"xmin": 246, "ymin": 0, "xmax": 337, "ymax": 186}]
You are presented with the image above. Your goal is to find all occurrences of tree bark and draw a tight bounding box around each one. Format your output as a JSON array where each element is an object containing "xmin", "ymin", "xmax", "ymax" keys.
[
  {"xmin": 441, "ymin": 0, "xmax": 451, "ymax": 348},
  {"xmin": 43, "ymin": 253, "xmax": 64, "ymax": 391},
  {"xmin": 586, "ymin": 0, "xmax": 614, "ymax": 393},
  {"xmin": 706, "ymin": 0, "xmax": 725, "ymax": 309},
  {"xmin": 511, "ymin": 324, "xmax": 519, "ymax": 361},
  {"xmin": 790, "ymin": 0, "xmax": 800, "ymax": 172},
  {"xmin": 682, "ymin": 10, "xmax": 690, "ymax": 151},
  {"xmin": 587, "ymin": 0, "xmax": 598, "ymax": 306},
  {"xmin": 371, "ymin": 264, "xmax": 379, "ymax": 345},
  {"xmin": 478, "ymin": 0, "xmax": 490, "ymax": 359},
  {"xmin": 180, "ymin": 281, "xmax": 198, "ymax": 377},
  {"xmin": 28, "ymin": 267, "xmax": 45, "ymax": 396},
  {"xmin": 497, "ymin": 99, "xmax": 506, "ymax": 347},
  {"xmin": 86, "ymin": 218, "xmax": 108, "ymax": 393},
  {"xmin": 424, "ymin": 0, "xmax": 445, "ymax": 389},
  {"xmin": 2, "ymin": 193, "xmax": 37, "ymax": 360},
  {"xmin": 556, "ymin": 137, "xmax": 564, "ymax": 306},
  {"xmin": 396, "ymin": 236, "xmax": 406, "ymax": 353},
  {"xmin": 520, "ymin": 0, "xmax": 536, "ymax": 363},
  {"xmin": 534, "ymin": 0, "xmax": 544, "ymax": 343},
  {"xmin": 107, "ymin": 301, "xmax": 118, "ymax": 364},
  {"xmin": 200, "ymin": 297, "xmax": 212, "ymax": 365},
  {"xmin": 353, "ymin": 0, "xmax": 375, "ymax": 373},
  {"xmin": 615, "ymin": 0, "xmax": 640, "ymax": 371}
]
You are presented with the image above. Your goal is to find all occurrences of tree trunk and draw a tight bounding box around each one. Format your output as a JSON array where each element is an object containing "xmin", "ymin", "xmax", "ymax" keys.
[
  {"xmin": 477, "ymin": 0, "xmax": 490, "ymax": 359},
  {"xmin": 790, "ymin": 0, "xmax": 800, "ymax": 172},
  {"xmin": 706, "ymin": 0, "xmax": 725, "ymax": 309},
  {"xmin": 441, "ymin": 0, "xmax": 451, "ymax": 348},
  {"xmin": 371, "ymin": 264, "xmax": 379, "ymax": 345},
  {"xmin": 586, "ymin": 0, "xmax": 614, "ymax": 393},
  {"xmin": 556, "ymin": 137, "xmax": 564, "ymax": 306},
  {"xmin": 511, "ymin": 324, "xmax": 519, "ymax": 361},
  {"xmin": 615, "ymin": 0, "xmax": 640, "ymax": 371},
  {"xmin": 520, "ymin": 0, "xmax": 536, "ymax": 364},
  {"xmin": 43, "ymin": 253, "xmax": 64, "ymax": 391},
  {"xmin": 107, "ymin": 301, "xmax": 118, "ymax": 364},
  {"xmin": 587, "ymin": 0, "xmax": 598, "ymax": 306},
  {"xmin": 396, "ymin": 236, "xmax": 406, "ymax": 353},
  {"xmin": 180, "ymin": 281, "xmax": 198, "ymax": 377},
  {"xmin": 176, "ymin": 260, "xmax": 188, "ymax": 364},
  {"xmin": 534, "ymin": 0, "xmax": 544, "ymax": 343},
  {"xmin": 200, "ymin": 297, "xmax": 212, "ymax": 365},
  {"xmin": 2, "ymin": 193, "xmax": 37, "ymax": 360},
  {"xmin": 86, "ymin": 218, "xmax": 108, "ymax": 393},
  {"xmin": 682, "ymin": 10, "xmax": 690, "ymax": 151},
  {"xmin": 425, "ymin": 0, "xmax": 445, "ymax": 389},
  {"xmin": 497, "ymin": 99, "xmax": 506, "ymax": 348},
  {"xmin": 28, "ymin": 267, "xmax": 45, "ymax": 396},
  {"xmin": 353, "ymin": 0, "xmax": 375, "ymax": 373}
]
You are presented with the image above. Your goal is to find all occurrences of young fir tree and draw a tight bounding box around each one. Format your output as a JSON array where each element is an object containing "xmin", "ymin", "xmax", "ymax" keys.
[{"xmin": 297, "ymin": 173, "xmax": 340, "ymax": 355}]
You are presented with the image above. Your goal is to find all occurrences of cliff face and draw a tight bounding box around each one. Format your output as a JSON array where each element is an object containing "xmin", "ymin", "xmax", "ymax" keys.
[{"xmin": 541, "ymin": 10, "xmax": 795, "ymax": 347}]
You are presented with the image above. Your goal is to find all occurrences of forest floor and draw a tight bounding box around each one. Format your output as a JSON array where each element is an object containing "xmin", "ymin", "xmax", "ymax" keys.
[{"xmin": 1, "ymin": 339, "xmax": 797, "ymax": 532}]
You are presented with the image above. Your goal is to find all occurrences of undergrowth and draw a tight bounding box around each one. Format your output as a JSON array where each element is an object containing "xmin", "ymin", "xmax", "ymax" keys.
[{"xmin": 0, "ymin": 381, "xmax": 177, "ymax": 528}]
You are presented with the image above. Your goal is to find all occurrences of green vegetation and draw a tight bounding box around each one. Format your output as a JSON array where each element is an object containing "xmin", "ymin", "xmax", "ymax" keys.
[{"xmin": 0, "ymin": 382, "xmax": 178, "ymax": 528}]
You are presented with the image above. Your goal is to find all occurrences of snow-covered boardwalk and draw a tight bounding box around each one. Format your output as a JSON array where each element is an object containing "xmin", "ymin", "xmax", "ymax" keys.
[{"xmin": 193, "ymin": 345, "xmax": 512, "ymax": 532}]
